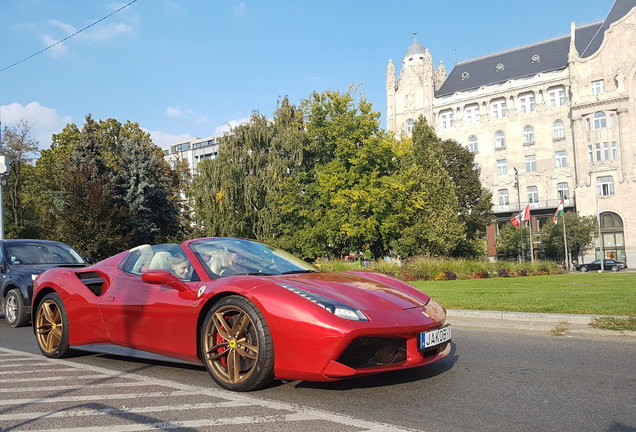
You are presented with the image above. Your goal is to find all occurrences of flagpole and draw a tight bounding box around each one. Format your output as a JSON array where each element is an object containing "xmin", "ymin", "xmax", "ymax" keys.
[
  {"xmin": 562, "ymin": 212, "xmax": 569, "ymax": 271},
  {"xmin": 528, "ymin": 219, "xmax": 534, "ymax": 262}
]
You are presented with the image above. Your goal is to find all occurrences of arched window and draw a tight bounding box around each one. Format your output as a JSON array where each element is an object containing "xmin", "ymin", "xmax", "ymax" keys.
[
  {"xmin": 495, "ymin": 131, "xmax": 506, "ymax": 149},
  {"xmin": 405, "ymin": 118, "xmax": 414, "ymax": 135},
  {"xmin": 468, "ymin": 135, "xmax": 478, "ymax": 153},
  {"xmin": 594, "ymin": 112, "xmax": 607, "ymax": 129},
  {"xmin": 597, "ymin": 212, "xmax": 625, "ymax": 261},
  {"xmin": 523, "ymin": 126, "xmax": 535, "ymax": 145},
  {"xmin": 553, "ymin": 120, "xmax": 565, "ymax": 140}
]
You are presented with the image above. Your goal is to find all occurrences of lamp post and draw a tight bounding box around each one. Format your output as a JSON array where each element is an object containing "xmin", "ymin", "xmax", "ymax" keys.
[
  {"xmin": 595, "ymin": 183, "xmax": 605, "ymax": 271},
  {"xmin": 0, "ymin": 155, "xmax": 8, "ymax": 240}
]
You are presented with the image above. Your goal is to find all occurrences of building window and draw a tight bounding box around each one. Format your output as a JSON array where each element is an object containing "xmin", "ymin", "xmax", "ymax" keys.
[
  {"xmin": 547, "ymin": 87, "xmax": 566, "ymax": 107},
  {"xmin": 439, "ymin": 110, "xmax": 454, "ymax": 129},
  {"xmin": 405, "ymin": 118, "xmax": 414, "ymax": 134},
  {"xmin": 557, "ymin": 182, "xmax": 570, "ymax": 200},
  {"xmin": 555, "ymin": 150, "xmax": 568, "ymax": 168},
  {"xmin": 594, "ymin": 112, "xmax": 607, "ymax": 129},
  {"xmin": 496, "ymin": 159, "xmax": 507, "ymax": 176},
  {"xmin": 527, "ymin": 186, "xmax": 539, "ymax": 204},
  {"xmin": 525, "ymin": 155, "xmax": 537, "ymax": 172},
  {"xmin": 491, "ymin": 99, "xmax": 507, "ymax": 118},
  {"xmin": 468, "ymin": 135, "xmax": 478, "ymax": 153},
  {"xmin": 464, "ymin": 104, "xmax": 480, "ymax": 123},
  {"xmin": 597, "ymin": 212, "xmax": 625, "ymax": 261},
  {"xmin": 498, "ymin": 189, "xmax": 510, "ymax": 206},
  {"xmin": 592, "ymin": 79, "xmax": 605, "ymax": 95},
  {"xmin": 610, "ymin": 113, "xmax": 617, "ymax": 127},
  {"xmin": 495, "ymin": 130, "xmax": 506, "ymax": 149},
  {"xmin": 553, "ymin": 120, "xmax": 565, "ymax": 140},
  {"xmin": 523, "ymin": 126, "xmax": 535, "ymax": 145},
  {"xmin": 597, "ymin": 176, "xmax": 615, "ymax": 197},
  {"xmin": 589, "ymin": 141, "xmax": 620, "ymax": 162},
  {"xmin": 518, "ymin": 92, "xmax": 536, "ymax": 113}
]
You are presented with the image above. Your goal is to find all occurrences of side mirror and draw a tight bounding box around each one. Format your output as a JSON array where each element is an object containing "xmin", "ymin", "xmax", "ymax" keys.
[{"xmin": 141, "ymin": 269, "xmax": 187, "ymax": 292}]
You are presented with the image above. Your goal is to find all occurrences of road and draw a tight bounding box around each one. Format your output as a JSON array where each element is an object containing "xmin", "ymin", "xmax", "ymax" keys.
[{"xmin": 1, "ymin": 318, "xmax": 635, "ymax": 432}]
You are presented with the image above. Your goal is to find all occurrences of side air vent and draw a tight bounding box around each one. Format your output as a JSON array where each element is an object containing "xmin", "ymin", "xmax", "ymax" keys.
[{"xmin": 76, "ymin": 272, "xmax": 105, "ymax": 296}]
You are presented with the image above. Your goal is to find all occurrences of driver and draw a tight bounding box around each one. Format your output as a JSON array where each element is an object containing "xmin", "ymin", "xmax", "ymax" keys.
[{"xmin": 204, "ymin": 247, "xmax": 246, "ymax": 276}]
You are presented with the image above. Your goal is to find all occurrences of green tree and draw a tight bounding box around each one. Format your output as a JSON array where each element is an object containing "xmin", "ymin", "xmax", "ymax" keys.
[
  {"xmin": 394, "ymin": 116, "xmax": 465, "ymax": 257},
  {"xmin": 497, "ymin": 223, "xmax": 530, "ymax": 259},
  {"xmin": 540, "ymin": 212, "xmax": 596, "ymax": 262},
  {"xmin": 441, "ymin": 139, "xmax": 493, "ymax": 256},
  {"xmin": 0, "ymin": 120, "xmax": 41, "ymax": 238}
]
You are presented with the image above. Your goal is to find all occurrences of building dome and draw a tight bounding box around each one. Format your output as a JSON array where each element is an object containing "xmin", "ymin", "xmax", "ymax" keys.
[{"xmin": 404, "ymin": 37, "xmax": 426, "ymax": 59}]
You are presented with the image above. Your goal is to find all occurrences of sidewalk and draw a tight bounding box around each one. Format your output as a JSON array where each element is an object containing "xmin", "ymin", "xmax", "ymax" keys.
[{"xmin": 447, "ymin": 309, "xmax": 636, "ymax": 339}]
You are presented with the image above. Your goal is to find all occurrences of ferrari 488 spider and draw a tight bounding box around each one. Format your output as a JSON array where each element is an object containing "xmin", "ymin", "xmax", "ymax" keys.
[{"xmin": 32, "ymin": 238, "xmax": 451, "ymax": 391}]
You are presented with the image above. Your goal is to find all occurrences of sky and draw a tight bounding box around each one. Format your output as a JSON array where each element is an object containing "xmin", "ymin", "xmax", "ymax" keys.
[{"xmin": 0, "ymin": 0, "xmax": 619, "ymax": 150}]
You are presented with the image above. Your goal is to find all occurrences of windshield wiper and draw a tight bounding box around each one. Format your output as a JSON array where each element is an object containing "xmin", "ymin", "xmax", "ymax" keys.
[{"xmin": 280, "ymin": 269, "xmax": 319, "ymax": 274}]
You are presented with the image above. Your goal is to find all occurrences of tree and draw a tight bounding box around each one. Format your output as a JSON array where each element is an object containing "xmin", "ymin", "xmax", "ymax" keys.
[
  {"xmin": 540, "ymin": 212, "xmax": 596, "ymax": 262},
  {"xmin": 0, "ymin": 120, "xmax": 40, "ymax": 237},
  {"xmin": 393, "ymin": 116, "xmax": 465, "ymax": 257},
  {"xmin": 441, "ymin": 139, "xmax": 493, "ymax": 256},
  {"xmin": 497, "ymin": 223, "xmax": 531, "ymax": 259}
]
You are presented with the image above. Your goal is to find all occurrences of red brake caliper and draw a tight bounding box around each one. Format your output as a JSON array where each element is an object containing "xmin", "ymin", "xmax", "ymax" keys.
[{"xmin": 216, "ymin": 314, "xmax": 232, "ymax": 367}]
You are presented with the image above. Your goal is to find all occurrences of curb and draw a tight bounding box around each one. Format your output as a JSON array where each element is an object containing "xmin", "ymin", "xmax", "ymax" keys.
[{"xmin": 447, "ymin": 309, "xmax": 636, "ymax": 339}]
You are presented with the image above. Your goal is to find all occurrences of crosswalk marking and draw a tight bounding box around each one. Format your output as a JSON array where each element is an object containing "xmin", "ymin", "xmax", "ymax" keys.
[{"xmin": 0, "ymin": 347, "xmax": 422, "ymax": 432}]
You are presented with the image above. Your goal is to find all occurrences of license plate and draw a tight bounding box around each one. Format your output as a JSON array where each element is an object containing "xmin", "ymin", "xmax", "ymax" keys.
[{"xmin": 419, "ymin": 325, "xmax": 452, "ymax": 351}]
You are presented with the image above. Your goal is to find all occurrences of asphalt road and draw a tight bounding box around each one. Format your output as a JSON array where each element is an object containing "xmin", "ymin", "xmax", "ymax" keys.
[{"xmin": 1, "ymin": 319, "xmax": 635, "ymax": 432}]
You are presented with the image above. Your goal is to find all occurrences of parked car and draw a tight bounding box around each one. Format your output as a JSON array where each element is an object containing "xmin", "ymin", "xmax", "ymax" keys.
[
  {"xmin": 1, "ymin": 239, "xmax": 89, "ymax": 327},
  {"xmin": 32, "ymin": 237, "xmax": 451, "ymax": 391},
  {"xmin": 577, "ymin": 259, "xmax": 627, "ymax": 272}
]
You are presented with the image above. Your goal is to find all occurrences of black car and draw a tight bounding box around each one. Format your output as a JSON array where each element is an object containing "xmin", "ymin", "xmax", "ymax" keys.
[
  {"xmin": 577, "ymin": 259, "xmax": 628, "ymax": 272},
  {"xmin": 0, "ymin": 239, "xmax": 89, "ymax": 327}
]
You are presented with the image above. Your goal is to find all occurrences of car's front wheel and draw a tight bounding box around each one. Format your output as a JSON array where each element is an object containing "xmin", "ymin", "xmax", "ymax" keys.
[
  {"xmin": 34, "ymin": 293, "xmax": 72, "ymax": 358},
  {"xmin": 611, "ymin": 265, "xmax": 619, "ymax": 272},
  {"xmin": 200, "ymin": 296, "xmax": 274, "ymax": 391},
  {"xmin": 580, "ymin": 266, "xmax": 588, "ymax": 272},
  {"xmin": 5, "ymin": 289, "xmax": 29, "ymax": 328}
]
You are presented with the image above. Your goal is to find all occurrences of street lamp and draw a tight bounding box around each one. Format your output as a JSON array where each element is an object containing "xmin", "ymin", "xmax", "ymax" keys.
[
  {"xmin": 0, "ymin": 155, "xmax": 8, "ymax": 240},
  {"xmin": 595, "ymin": 182, "xmax": 605, "ymax": 271}
]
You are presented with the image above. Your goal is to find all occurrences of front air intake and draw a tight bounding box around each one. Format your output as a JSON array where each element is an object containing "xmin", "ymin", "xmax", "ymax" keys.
[{"xmin": 337, "ymin": 337, "xmax": 406, "ymax": 369}]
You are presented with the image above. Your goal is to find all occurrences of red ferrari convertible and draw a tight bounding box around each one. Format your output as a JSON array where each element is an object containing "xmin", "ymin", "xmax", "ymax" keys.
[{"xmin": 32, "ymin": 238, "xmax": 451, "ymax": 391}]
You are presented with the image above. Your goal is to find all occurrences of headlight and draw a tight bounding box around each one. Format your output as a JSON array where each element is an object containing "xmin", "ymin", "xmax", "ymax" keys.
[
  {"xmin": 279, "ymin": 283, "xmax": 368, "ymax": 321},
  {"xmin": 31, "ymin": 274, "xmax": 39, "ymax": 281}
]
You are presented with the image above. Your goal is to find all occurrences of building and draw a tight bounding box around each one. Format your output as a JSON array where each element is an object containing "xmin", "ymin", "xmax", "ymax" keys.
[
  {"xmin": 162, "ymin": 135, "xmax": 221, "ymax": 174},
  {"xmin": 386, "ymin": 0, "xmax": 636, "ymax": 265}
]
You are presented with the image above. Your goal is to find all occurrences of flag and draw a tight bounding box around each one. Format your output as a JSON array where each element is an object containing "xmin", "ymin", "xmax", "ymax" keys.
[
  {"xmin": 552, "ymin": 200, "xmax": 565, "ymax": 224},
  {"xmin": 511, "ymin": 205, "xmax": 530, "ymax": 227}
]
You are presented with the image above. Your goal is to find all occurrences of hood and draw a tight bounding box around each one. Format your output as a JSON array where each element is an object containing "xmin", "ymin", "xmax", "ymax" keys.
[{"xmin": 270, "ymin": 271, "xmax": 430, "ymax": 311}]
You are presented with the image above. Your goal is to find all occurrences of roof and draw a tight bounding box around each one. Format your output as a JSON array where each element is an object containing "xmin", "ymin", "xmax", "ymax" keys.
[
  {"xmin": 436, "ymin": 0, "xmax": 636, "ymax": 97},
  {"xmin": 404, "ymin": 38, "xmax": 426, "ymax": 58}
]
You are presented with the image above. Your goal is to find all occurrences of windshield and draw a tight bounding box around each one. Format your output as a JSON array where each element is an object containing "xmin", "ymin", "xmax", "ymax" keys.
[
  {"xmin": 5, "ymin": 243, "xmax": 85, "ymax": 265},
  {"xmin": 191, "ymin": 238, "xmax": 317, "ymax": 278}
]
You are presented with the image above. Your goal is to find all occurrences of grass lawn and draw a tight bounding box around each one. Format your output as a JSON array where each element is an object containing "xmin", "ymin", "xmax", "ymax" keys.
[{"xmin": 410, "ymin": 272, "xmax": 636, "ymax": 316}]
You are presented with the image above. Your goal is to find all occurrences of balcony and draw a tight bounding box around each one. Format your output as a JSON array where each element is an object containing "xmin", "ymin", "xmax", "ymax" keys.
[{"xmin": 493, "ymin": 198, "xmax": 575, "ymax": 215}]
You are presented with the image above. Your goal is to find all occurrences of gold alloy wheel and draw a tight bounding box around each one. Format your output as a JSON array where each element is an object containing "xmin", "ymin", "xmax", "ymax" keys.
[
  {"xmin": 203, "ymin": 305, "xmax": 259, "ymax": 385},
  {"xmin": 35, "ymin": 300, "xmax": 63, "ymax": 354}
]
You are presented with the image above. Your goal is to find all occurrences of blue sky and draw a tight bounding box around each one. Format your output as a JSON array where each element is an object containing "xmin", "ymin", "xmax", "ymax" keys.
[{"xmin": 0, "ymin": 0, "xmax": 617, "ymax": 149}]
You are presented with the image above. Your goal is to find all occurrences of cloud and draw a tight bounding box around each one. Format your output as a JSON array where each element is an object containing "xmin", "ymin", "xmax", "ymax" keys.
[
  {"xmin": 234, "ymin": 2, "xmax": 247, "ymax": 17},
  {"xmin": 166, "ymin": 106, "xmax": 184, "ymax": 117},
  {"xmin": 214, "ymin": 117, "xmax": 250, "ymax": 135},
  {"xmin": 145, "ymin": 129, "xmax": 195, "ymax": 149},
  {"xmin": 41, "ymin": 34, "xmax": 69, "ymax": 57},
  {"xmin": 1, "ymin": 102, "xmax": 72, "ymax": 148}
]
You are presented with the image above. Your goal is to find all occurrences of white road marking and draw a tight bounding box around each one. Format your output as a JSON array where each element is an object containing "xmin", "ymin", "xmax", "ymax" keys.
[
  {"xmin": 0, "ymin": 347, "xmax": 422, "ymax": 432},
  {"xmin": 0, "ymin": 380, "xmax": 148, "ymax": 393}
]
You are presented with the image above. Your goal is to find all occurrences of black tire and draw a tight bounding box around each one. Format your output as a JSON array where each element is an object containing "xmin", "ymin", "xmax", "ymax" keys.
[
  {"xmin": 5, "ymin": 289, "xmax": 29, "ymax": 328},
  {"xmin": 611, "ymin": 265, "xmax": 619, "ymax": 272},
  {"xmin": 200, "ymin": 295, "xmax": 274, "ymax": 391},
  {"xmin": 580, "ymin": 266, "xmax": 588, "ymax": 272},
  {"xmin": 34, "ymin": 293, "xmax": 73, "ymax": 359}
]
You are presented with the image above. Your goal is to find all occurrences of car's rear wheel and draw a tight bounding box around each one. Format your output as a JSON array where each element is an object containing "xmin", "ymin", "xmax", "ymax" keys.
[
  {"xmin": 580, "ymin": 266, "xmax": 588, "ymax": 272},
  {"xmin": 34, "ymin": 293, "xmax": 72, "ymax": 358},
  {"xmin": 5, "ymin": 289, "xmax": 29, "ymax": 328},
  {"xmin": 200, "ymin": 296, "xmax": 274, "ymax": 391},
  {"xmin": 611, "ymin": 265, "xmax": 619, "ymax": 272}
]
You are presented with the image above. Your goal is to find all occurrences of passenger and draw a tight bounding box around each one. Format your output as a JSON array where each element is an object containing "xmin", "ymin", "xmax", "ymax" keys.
[{"xmin": 170, "ymin": 254, "xmax": 191, "ymax": 281}]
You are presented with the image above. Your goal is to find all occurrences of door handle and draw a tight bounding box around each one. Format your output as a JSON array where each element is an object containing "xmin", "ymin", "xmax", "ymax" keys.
[{"xmin": 103, "ymin": 295, "xmax": 115, "ymax": 302}]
